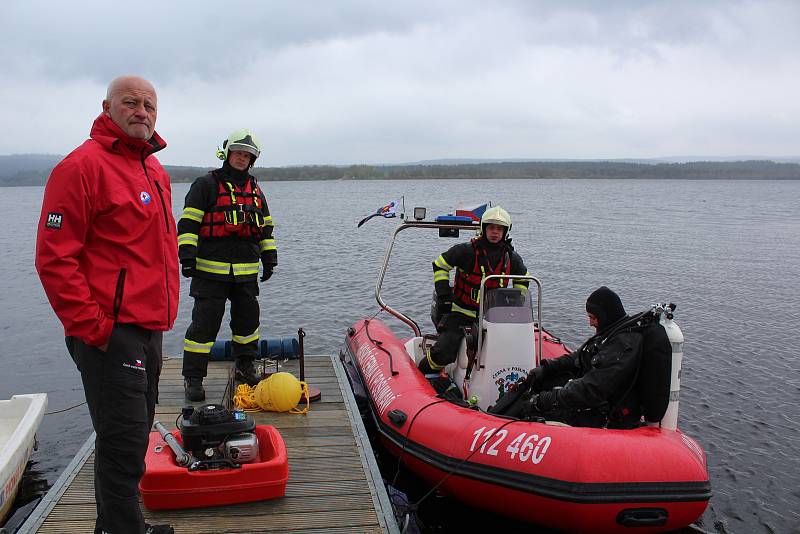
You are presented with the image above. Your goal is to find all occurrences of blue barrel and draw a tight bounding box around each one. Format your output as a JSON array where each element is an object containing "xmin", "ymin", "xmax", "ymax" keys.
[
  {"xmin": 209, "ymin": 340, "xmax": 232, "ymax": 361},
  {"xmin": 207, "ymin": 337, "xmax": 299, "ymax": 360},
  {"xmin": 260, "ymin": 336, "xmax": 300, "ymax": 359},
  {"xmin": 281, "ymin": 337, "xmax": 299, "ymax": 359}
]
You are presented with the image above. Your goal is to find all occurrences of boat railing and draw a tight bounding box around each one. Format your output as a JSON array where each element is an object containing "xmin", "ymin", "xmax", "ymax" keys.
[
  {"xmin": 375, "ymin": 220, "xmax": 480, "ymax": 337},
  {"xmin": 478, "ymin": 274, "xmax": 543, "ymax": 366}
]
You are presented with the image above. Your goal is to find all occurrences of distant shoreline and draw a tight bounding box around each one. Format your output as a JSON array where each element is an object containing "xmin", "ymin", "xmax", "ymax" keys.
[{"xmin": 2, "ymin": 158, "xmax": 799, "ymax": 186}]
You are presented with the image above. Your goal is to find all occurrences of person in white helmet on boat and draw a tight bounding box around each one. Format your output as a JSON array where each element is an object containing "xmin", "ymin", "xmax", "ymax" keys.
[
  {"xmin": 177, "ymin": 129, "xmax": 277, "ymax": 401},
  {"xmin": 420, "ymin": 206, "xmax": 530, "ymax": 387}
]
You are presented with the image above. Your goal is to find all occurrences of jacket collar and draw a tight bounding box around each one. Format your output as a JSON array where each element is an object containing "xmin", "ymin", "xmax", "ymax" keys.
[{"xmin": 90, "ymin": 113, "xmax": 167, "ymax": 160}]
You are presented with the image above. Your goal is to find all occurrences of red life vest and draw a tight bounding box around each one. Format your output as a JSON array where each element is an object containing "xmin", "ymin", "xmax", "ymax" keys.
[
  {"xmin": 199, "ymin": 176, "xmax": 266, "ymax": 239},
  {"xmin": 453, "ymin": 240, "xmax": 511, "ymax": 312}
]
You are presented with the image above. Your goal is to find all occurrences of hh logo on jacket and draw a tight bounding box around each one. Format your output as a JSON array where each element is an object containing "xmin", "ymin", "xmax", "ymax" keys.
[{"xmin": 46, "ymin": 212, "xmax": 63, "ymax": 229}]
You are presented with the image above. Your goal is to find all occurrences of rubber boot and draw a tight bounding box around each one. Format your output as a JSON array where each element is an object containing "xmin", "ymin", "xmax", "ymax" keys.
[
  {"xmin": 235, "ymin": 359, "xmax": 261, "ymax": 386},
  {"xmin": 418, "ymin": 345, "xmax": 443, "ymax": 375},
  {"xmin": 184, "ymin": 377, "xmax": 205, "ymax": 402}
]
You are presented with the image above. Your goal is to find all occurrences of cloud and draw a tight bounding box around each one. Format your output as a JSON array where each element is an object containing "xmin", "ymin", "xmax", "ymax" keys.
[{"xmin": 1, "ymin": 0, "xmax": 798, "ymax": 165}]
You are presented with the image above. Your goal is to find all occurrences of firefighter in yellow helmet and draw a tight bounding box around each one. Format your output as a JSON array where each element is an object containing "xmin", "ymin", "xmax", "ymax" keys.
[
  {"xmin": 422, "ymin": 207, "xmax": 530, "ymax": 380},
  {"xmin": 177, "ymin": 129, "xmax": 277, "ymax": 401}
]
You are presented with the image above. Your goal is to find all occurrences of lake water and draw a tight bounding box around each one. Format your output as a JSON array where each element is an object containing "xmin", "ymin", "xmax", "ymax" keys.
[{"xmin": 2, "ymin": 178, "xmax": 799, "ymax": 533}]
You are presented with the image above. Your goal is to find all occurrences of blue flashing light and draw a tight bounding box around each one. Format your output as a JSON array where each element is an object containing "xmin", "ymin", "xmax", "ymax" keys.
[{"xmin": 435, "ymin": 215, "xmax": 476, "ymax": 223}]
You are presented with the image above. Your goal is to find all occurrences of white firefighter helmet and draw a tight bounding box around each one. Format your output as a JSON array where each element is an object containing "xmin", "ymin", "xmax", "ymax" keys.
[
  {"xmin": 216, "ymin": 129, "xmax": 261, "ymax": 163},
  {"xmin": 480, "ymin": 206, "xmax": 512, "ymax": 238}
]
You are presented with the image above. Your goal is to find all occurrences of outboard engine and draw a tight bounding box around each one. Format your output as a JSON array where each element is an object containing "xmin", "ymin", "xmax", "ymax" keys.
[
  {"xmin": 179, "ymin": 404, "xmax": 259, "ymax": 469},
  {"xmin": 448, "ymin": 287, "xmax": 536, "ymax": 410}
]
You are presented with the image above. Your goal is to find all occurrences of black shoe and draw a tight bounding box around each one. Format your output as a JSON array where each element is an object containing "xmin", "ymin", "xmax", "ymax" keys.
[
  {"xmin": 184, "ymin": 376, "xmax": 205, "ymax": 401},
  {"xmin": 145, "ymin": 524, "xmax": 174, "ymax": 534},
  {"xmin": 235, "ymin": 360, "xmax": 261, "ymax": 386},
  {"xmin": 429, "ymin": 375, "xmax": 457, "ymax": 395}
]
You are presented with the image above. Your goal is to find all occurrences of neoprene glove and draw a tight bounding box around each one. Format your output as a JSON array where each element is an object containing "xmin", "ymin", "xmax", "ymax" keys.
[
  {"xmin": 528, "ymin": 365, "xmax": 547, "ymax": 392},
  {"xmin": 180, "ymin": 259, "xmax": 195, "ymax": 279},
  {"xmin": 531, "ymin": 390, "xmax": 557, "ymax": 413}
]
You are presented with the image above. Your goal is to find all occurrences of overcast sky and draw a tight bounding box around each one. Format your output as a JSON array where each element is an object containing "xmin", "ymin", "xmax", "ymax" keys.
[{"xmin": 1, "ymin": 1, "xmax": 798, "ymax": 166}]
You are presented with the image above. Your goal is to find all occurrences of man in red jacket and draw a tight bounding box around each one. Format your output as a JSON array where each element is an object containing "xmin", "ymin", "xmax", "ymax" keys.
[{"xmin": 35, "ymin": 76, "xmax": 178, "ymax": 534}]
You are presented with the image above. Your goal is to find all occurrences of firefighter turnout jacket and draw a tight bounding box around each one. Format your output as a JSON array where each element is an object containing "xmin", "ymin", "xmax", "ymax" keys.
[
  {"xmin": 433, "ymin": 237, "xmax": 529, "ymax": 319},
  {"xmin": 178, "ymin": 167, "xmax": 276, "ymax": 281}
]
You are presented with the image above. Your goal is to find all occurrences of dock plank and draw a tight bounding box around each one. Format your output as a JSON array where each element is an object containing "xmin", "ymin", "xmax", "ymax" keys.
[{"xmin": 25, "ymin": 355, "xmax": 398, "ymax": 534}]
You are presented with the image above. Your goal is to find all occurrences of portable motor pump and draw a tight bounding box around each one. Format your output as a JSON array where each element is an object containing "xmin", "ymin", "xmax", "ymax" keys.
[{"xmin": 179, "ymin": 404, "xmax": 259, "ymax": 468}]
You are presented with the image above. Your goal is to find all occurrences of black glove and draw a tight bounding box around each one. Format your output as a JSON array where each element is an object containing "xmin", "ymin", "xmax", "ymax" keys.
[
  {"xmin": 435, "ymin": 294, "xmax": 452, "ymax": 317},
  {"xmin": 528, "ymin": 365, "xmax": 547, "ymax": 392},
  {"xmin": 260, "ymin": 265, "xmax": 274, "ymax": 282},
  {"xmin": 531, "ymin": 390, "xmax": 557, "ymax": 414},
  {"xmin": 180, "ymin": 259, "xmax": 195, "ymax": 278}
]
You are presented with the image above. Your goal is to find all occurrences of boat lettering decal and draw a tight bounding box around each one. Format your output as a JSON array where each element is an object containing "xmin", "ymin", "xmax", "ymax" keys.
[
  {"xmin": 485, "ymin": 429, "xmax": 508, "ymax": 455},
  {"xmin": 469, "ymin": 426, "xmax": 551, "ymax": 465},
  {"xmin": 680, "ymin": 433, "xmax": 706, "ymax": 464},
  {"xmin": 1, "ymin": 442, "xmax": 33, "ymax": 507},
  {"xmin": 357, "ymin": 344, "xmax": 397, "ymax": 417}
]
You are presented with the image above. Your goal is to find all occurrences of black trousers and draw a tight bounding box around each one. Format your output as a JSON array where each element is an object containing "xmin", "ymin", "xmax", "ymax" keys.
[
  {"xmin": 183, "ymin": 277, "xmax": 259, "ymax": 378},
  {"xmin": 67, "ymin": 324, "xmax": 162, "ymax": 534},
  {"xmin": 424, "ymin": 312, "xmax": 475, "ymax": 371}
]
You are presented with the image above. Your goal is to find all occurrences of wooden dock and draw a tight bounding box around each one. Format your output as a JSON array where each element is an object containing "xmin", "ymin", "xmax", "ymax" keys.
[{"xmin": 21, "ymin": 356, "xmax": 399, "ymax": 533}]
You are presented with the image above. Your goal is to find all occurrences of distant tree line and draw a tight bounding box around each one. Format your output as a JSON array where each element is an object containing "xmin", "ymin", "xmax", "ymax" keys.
[
  {"xmin": 3, "ymin": 159, "xmax": 799, "ymax": 187},
  {"xmin": 205, "ymin": 160, "xmax": 800, "ymax": 183}
]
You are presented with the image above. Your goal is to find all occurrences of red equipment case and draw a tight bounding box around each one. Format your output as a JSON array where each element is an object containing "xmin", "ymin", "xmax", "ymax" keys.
[{"xmin": 139, "ymin": 425, "xmax": 288, "ymax": 510}]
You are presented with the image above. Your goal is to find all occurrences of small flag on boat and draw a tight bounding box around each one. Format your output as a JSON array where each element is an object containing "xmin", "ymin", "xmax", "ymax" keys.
[
  {"xmin": 357, "ymin": 199, "xmax": 400, "ymax": 227},
  {"xmin": 455, "ymin": 202, "xmax": 489, "ymax": 222}
]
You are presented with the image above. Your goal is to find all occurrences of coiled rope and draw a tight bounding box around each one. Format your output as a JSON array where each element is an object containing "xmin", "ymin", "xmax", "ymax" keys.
[{"xmin": 233, "ymin": 381, "xmax": 310, "ymax": 414}]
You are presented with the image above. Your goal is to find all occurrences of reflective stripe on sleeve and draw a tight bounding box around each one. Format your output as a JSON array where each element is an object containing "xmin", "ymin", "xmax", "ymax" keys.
[
  {"xmin": 177, "ymin": 233, "xmax": 198, "ymax": 247},
  {"xmin": 181, "ymin": 207, "xmax": 204, "ymax": 223},
  {"xmin": 259, "ymin": 238, "xmax": 276, "ymax": 252},
  {"xmin": 433, "ymin": 255, "xmax": 453, "ymax": 270},
  {"xmin": 513, "ymin": 270, "xmax": 531, "ymax": 289}
]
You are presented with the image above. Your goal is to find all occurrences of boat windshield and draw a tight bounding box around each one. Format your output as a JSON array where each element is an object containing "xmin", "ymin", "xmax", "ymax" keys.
[{"xmin": 484, "ymin": 287, "xmax": 534, "ymax": 324}]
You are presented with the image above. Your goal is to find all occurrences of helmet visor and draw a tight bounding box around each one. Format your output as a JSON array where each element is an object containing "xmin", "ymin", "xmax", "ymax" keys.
[
  {"xmin": 482, "ymin": 218, "xmax": 509, "ymax": 228},
  {"xmin": 228, "ymin": 143, "xmax": 260, "ymax": 158}
]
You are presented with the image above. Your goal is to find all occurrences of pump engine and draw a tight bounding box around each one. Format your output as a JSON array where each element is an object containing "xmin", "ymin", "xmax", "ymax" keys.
[{"xmin": 179, "ymin": 404, "xmax": 259, "ymax": 468}]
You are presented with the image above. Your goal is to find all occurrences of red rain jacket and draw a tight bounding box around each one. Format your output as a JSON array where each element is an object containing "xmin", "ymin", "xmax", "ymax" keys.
[{"xmin": 35, "ymin": 113, "xmax": 179, "ymax": 346}]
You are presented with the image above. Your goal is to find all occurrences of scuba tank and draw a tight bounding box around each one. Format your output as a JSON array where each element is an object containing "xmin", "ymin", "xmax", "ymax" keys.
[
  {"xmin": 632, "ymin": 303, "xmax": 681, "ymax": 429},
  {"xmin": 657, "ymin": 304, "xmax": 683, "ymax": 431}
]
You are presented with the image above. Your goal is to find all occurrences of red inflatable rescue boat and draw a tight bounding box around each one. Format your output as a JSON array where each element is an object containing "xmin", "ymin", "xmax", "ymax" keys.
[{"xmin": 339, "ymin": 216, "xmax": 710, "ymax": 533}]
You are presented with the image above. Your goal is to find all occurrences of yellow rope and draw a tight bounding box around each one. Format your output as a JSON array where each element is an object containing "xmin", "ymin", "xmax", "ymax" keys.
[
  {"xmin": 233, "ymin": 384, "xmax": 261, "ymax": 412},
  {"xmin": 232, "ymin": 382, "xmax": 311, "ymax": 414},
  {"xmin": 291, "ymin": 383, "xmax": 311, "ymax": 414}
]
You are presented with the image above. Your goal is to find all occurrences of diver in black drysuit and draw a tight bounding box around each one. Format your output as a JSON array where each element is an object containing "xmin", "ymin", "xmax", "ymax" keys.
[{"xmin": 493, "ymin": 286, "xmax": 643, "ymax": 429}]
